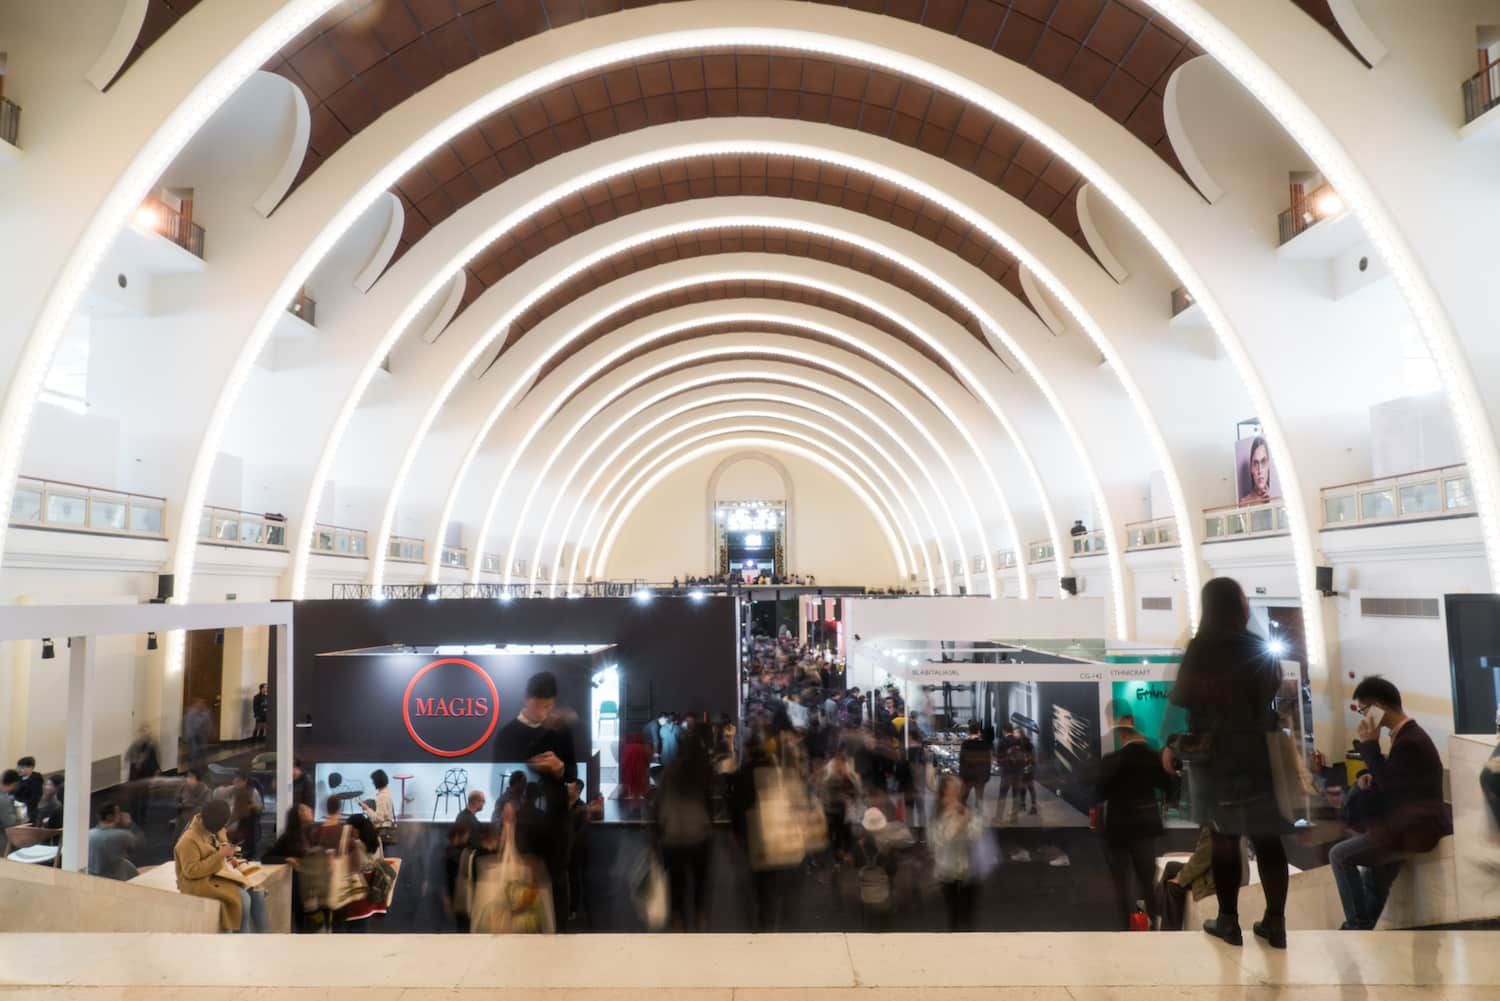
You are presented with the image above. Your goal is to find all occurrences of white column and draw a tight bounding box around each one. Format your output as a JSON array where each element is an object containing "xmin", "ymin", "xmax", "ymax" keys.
[
  {"xmin": 60, "ymin": 634, "xmax": 94, "ymax": 873},
  {"xmin": 274, "ymin": 619, "xmax": 293, "ymax": 837}
]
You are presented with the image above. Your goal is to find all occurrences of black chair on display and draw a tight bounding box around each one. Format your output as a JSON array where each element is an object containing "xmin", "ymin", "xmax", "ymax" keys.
[
  {"xmin": 432, "ymin": 768, "xmax": 468, "ymax": 820},
  {"xmin": 326, "ymin": 771, "xmax": 365, "ymax": 816}
]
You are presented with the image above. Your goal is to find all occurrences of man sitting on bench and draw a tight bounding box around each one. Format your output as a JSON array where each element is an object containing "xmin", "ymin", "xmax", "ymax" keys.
[{"xmin": 1330, "ymin": 676, "xmax": 1452, "ymax": 930}]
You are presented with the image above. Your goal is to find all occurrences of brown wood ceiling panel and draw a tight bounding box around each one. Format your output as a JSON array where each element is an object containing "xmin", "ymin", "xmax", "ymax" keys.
[
  {"xmin": 526, "ymin": 278, "xmax": 972, "ymax": 390},
  {"xmin": 442, "ymin": 151, "xmax": 1027, "ymax": 339},
  {"xmin": 485, "ymin": 226, "xmax": 998, "ymax": 374},
  {"xmin": 106, "ymin": 0, "xmax": 205, "ymax": 88},
  {"xmin": 123, "ymin": 1, "xmax": 1210, "ymax": 189},
  {"xmin": 1288, "ymin": 0, "xmax": 1369, "ymax": 65},
  {"xmin": 542, "ymin": 318, "xmax": 959, "ymax": 416}
]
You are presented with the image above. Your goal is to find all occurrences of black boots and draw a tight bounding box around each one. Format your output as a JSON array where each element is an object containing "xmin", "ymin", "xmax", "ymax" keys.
[
  {"xmin": 1253, "ymin": 915, "xmax": 1288, "ymax": 949},
  {"xmin": 1203, "ymin": 915, "xmax": 1243, "ymax": 946}
]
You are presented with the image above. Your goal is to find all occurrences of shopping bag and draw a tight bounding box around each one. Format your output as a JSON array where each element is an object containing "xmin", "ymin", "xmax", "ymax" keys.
[
  {"xmin": 1267, "ymin": 729, "xmax": 1315, "ymax": 823},
  {"xmin": 472, "ymin": 820, "xmax": 555, "ymax": 934},
  {"xmin": 326, "ymin": 825, "xmax": 367, "ymax": 911},
  {"xmin": 629, "ymin": 847, "xmax": 669, "ymax": 931}
]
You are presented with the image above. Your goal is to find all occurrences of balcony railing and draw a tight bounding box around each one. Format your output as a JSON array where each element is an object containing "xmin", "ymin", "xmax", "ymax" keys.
[
  {"xmin": 479, "ymin": 552, "xmax": 502, "ymax": 574},
  {"xmin": 0, "ymin": 98, "xmax": 20, "ymax": 147},
  {"xmin": 287, "ymin": 287, "xmax": 316, "ymax": 326},
  {"xmin": 1125, "ymin": 516, "xmax": 1178, "ymax": 551},
  {"xmin": 312, "ymin": 523, "xmax": 367, "ymax": 556},
  {"xmin": 1027, "ymin": 539, "xmax": 1055, "ymax": 565},
  {"xmin": 135, "ymin": 195, "xmax": 205, "ymax": 259},
  {"xmin": 1321, "ymin": 463, "xmax": 1473, "ymax": 527},
  {"xmin": 10, "ymin": 476, "xmax": 165, "ymax": 537},
  {"xmin": 198, "ymin": 506, "xmax": 286, "ymax": 549},
  {"xmin": 1277, "ymin": 182, "xmax": 1344, "ymax": 245},
  {"xmin": 440, "ymin": 546, "xmax": 469, "ymax": 569},
  {"xmin": 1170, "ymin": 286, "xmax": 1194, "ymax": 317},
  {"xmin": 1463, "ymin": 58, "xmax": 1500, "ymax": 125},
  {"xmin": 995, "ymin": 549, "xmax": 1018, "ymax": 570},
  {"xmin": 387, "ymin": 535, "xmax": 426, "ymax": 564},
  {"xmin": 1070, "ymin": 530, "xmax": 1107, "ymax": 556},
  {"xmin": 1204, "ymin": 499, "xmax": 1288, "ymax": 541}
]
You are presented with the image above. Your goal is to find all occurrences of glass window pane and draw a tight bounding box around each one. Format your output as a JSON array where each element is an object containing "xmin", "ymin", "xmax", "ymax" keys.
[
  {"xmin": 1204, "ymin": 516, "xmax": 1223, "ymax": 538},
  {"xmin": 350, "ymin": 534, "xmax": 366, "ymax": 555},
  {"xmin": 266, "ymin": 524, "xmax": 284, "ymax": 547},
  {"xmin": 131, "ymin": 505, "xmax": 162, "ymax": 534},
  {"xmin": 1360, "ymin": 489, "xmax": 1397, "ymax": 520},
  {"xmin": 215, "ymin": 517, "xmax": 237, "ymax": 541},
  {"xmin": 1323, "ymin": 495, "xmax": 1355, "ymax": 524},
  {"xmin": 1276, "ymin": 505, "xmax": 1289, "ymax": 530},
  {"xmin": 1399, "ymin": 481, "xmax": 1440, "ymax": 516},
  {"xmin": 1250, "ymin": 507, "xmax": 1274, "ymax": 533},
  {"xmin": 11, "ymin": 487, "xmax": 42, "ymax": 522},
  {"xmin": 1160, "ymin": 524, "xmax": 1174, "ymax": 544},
  {"xmin": 199, "ymin": 510, "xmax": 212, "ymax": 538},
  {"xmin": 239, "ymin": 520, "xmax": 262, "ymax": 544},
  {"xmin": 46, "ymin": 492, "xmax": 87, "ymax": 526},
  {"xmin": 90, "ymin": 499, "xmax": 127, "ymax": 530},
  {"xmin": 1446, "ymin": 477, "xmax": 1473, "ymax": 510},
  {"xmin": 315, "ymin": 530, "xmax": 333, "ymax": 551},
  {"xmin": 1226, "ymin": 513, "xmax": 1247, "ymax": 535}
]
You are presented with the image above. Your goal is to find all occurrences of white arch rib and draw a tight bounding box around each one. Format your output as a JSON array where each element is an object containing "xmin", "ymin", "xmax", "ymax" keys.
[
  {"xmin": 532, "ymin": 392, "xmax": 949, "ymax": 596},
  {"xmin": 594, "ymin": 435, "xmax": 908, "ymax": 582},
  {"xmin": 469, "ymin": 309, "xmax": 1024, "ymax": 607}
]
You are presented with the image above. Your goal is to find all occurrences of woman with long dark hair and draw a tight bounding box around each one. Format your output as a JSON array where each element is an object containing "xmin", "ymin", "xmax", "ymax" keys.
[{"xmin": 1170, "ymin": 577, "xmax": 1290, "ymax": 948}]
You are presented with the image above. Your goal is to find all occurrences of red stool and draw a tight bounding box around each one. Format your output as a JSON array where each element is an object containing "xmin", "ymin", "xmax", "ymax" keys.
[{"xmin": 392, "ymin": 774, "xmax": 415, "ymax": 819}]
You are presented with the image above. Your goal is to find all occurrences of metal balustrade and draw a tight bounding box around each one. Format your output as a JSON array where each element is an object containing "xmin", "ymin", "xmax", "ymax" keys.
[
  {"xmin": 312, "ymin": 523, "xmax": 367, "ymax": 556},
  {"xmin": 1321, "ymin": 464, "xmax": 1472, "ymax": 527},
  {"xmin": 0, "ymin": 97, "xmax": 20, "ymax": 147},
  {"xmin": 198, "ymin": 506, "xmax": 286, "ymax": 549},
  {"xmin": 10, "ymin": 476, "xmax": 165, "ymax": 537},
  {"xmin": 1463, "ymin": 58, "xmax": 1500, "ymax": 124},
  {"xmin": 1204, "ymin": 499, "xmax": 1288, "ymax": 541},
  {"xmin": 1070, "ymin": 530, "xmax": 1107, "ymax": 556},
  {"xmin": 1277, "ymin": 182, "xmax": 1344, "ymax": 245},
  {"xmin": 1027, "ymin": 539, "xmax": 1055, "ymax": 565},
  {"xmin": 387, "ymin": 535, "xmax": 426, "ymax": 564},
  {"xmin": 1125, "ymin": 516, "xmax": 1178, "ymax": 551},
  {"xmin": 135, "ymin": 195, "xmax": 205, "ymax": 258}
]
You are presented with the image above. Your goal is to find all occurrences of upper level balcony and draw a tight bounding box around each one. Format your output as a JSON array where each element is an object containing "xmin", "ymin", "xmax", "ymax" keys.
[
  {"xmin": 133, "ymin": 195, "xmax": 205, "ymax": 261},
  {"xmin": 387, "ymin": 535, "xmax": 426, "ymax": 564},
  {"xmin": 1321, "ymin": 463, "xmax": 1474, "ymax": 528},
  {"xmin": 1027, "ymin": 538, "xmax": 1055, "ymax": 565},
  {"xmin": 1462, "ymin": 56, "xmax": 1500, "ymax": 131},
  {"xmin": 1204, "ymin": 498, "xmax": 1288, "ymax": 541},
  {"xmin": 1276, "ymin": 181, "xmax": 1360, "ymax": 260},
  {"xmin": 440, "ymin": 546, "xmax": 469, "ymax": 569},
  {"xmin": 198, "ymin": 506, "xmax": 286, "ymax": 550},
  {"xmin": 312, "ymin": 523, "xmax": 367, "ymax": 557},
  {"xmin": 994, "ymin": 549, "xmax": 1018, "ymax": 570},
  {"xmin": 479, "ymin": 552, "xmax": 503, "ymax": 574},
  {"xmin": 10, "ymin": 475, "xmax": 164, "ymax": 537},
  {"xmin": 0, "ymin": 97, "xmax": 20, "ymax": 156},
  {"xmin": 1125, "ymin": 516, "xmax": 1178, "ymax": 551},
  {"xmin": 1070, "ymin": 529, "xmax": 1107, "ymax": 557}
]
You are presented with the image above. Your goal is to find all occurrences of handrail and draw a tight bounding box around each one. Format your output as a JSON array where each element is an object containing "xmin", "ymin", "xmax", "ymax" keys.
[
  {"xmin": 312, "ymin": 522, "xmax": 367, "ymax": 556},
  {"xmin": 440, "ymin": 545, "xmax": 469, "ymax": 568},
  {"xmin": 479, "ymin": 552, "xmax": 503, "ymax": 573},
  {"xmin": 1070, "ymin": 529, "xmax": 1107, "ymax": 556},
  {"xmin": 11, "ymin": 475, "xmax": 166, "ymax": 537},
  {"xmin": 1463, "ymin": 56, "xmax": 1500, "ymax": 125},
  {"xmin": 1026, "ymin": 538, "xmax": 1055, "ymax": 565},
  {"xmin": 1321, "ymin": 463, "xmax": 1472, "ymax": 527},
  {"xmin": 994, "ymin": 549, "xmax": 1018, "ymax": 570},
  {"xmin": 1125, "ymin": 515, "xmax": 1178, "ymax": 551},
  {"xmin": 1277, "ymin": 181, "xmax": 1343, "ymax": 245},
  {"xmin": 0, "ymin": 97, "xmax": 20, "ymax": 147},
  {"xmin": 198, "ymin": 505, "xmax": 286, "ymax": 549},
  {"xmin": 136, "ymin": 195, "xmax": 205, "ymax": 259},
  {"xmin": 287, "ymin": 287, "xmax": 316, "ymax": 326},
  {"xmin": 1203, "ymin": 498, "xmax": 1288, "ymax": 541},
  {"xmin": 387, "ymin": 534, "xmax": 426, "ymax": 564}
]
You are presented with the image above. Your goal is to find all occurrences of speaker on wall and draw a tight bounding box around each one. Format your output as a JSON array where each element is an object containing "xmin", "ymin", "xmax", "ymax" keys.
[
  {"xmin": 153, "ymin": 573, "xmax": 174, "ymax": 603},
  {"xmin": 1315, "ymin": 565, "xmax": 1335, "ymax": 596},
  {"xmin": 1060, "ymin": 576, "xmax": 1078, "ymax": 596}
]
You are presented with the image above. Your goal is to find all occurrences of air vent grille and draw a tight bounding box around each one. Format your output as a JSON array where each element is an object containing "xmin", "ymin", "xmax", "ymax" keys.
[
  {"xmin": 1359, "ymin": 597, "xmax": 1439, "ymax": 619},
  {"xmin": 1141, "ymin": 596, "xmax": 1173, "ymax": 611}
]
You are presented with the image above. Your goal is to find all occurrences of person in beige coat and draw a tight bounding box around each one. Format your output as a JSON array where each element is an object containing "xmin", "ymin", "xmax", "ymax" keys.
[{"xmin": 174, "ymin": 799, "xmax": 242, "ymax": 931}]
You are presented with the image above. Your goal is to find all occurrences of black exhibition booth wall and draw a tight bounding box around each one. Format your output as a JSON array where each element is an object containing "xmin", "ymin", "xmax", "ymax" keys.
[{"xmin": 291, "ymin": 595, "xmax": 739, "ymax": 736}]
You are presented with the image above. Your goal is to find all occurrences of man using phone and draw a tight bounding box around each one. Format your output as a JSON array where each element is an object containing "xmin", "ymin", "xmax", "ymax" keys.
[
  {"xmin": 1329, "ymin": 676, "xmax": 1451, "ymax": 930},
  {"xmin": 493, "ymin": 671, "xmax": 577, "ymax": 924}
]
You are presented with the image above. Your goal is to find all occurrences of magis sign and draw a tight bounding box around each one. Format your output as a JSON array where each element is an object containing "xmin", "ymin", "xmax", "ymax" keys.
[{"xmin": 401, "ymin": 657, "xmax": 500, "ymax": 757}]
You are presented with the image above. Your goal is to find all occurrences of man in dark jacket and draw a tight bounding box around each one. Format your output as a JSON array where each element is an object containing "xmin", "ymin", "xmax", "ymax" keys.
[
  {"xmin": 1097, "ymin": 718, "xmax": 1171, "ymax": 929},
  {"xmin": 1330, "ymin": 676, "xmax": 1452, "ymax": 930},
  {"xmin": 958, "ymin": 722, "xmax": 992, "ymax": 810}
]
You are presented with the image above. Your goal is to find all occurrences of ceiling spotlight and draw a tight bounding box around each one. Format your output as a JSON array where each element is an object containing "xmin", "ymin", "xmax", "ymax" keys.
[
  {"xmin": 1267, "ymin": 637, "xmax": 1288, "ymax": 659},
  {"xmin": 689, "ymin": 589, "xmax": 706, "ymax": 602},
  {"xmin": 633, "ymin": 589, "xmax": 653, "ymax": 603},
  {"xmin": 41, "ymin": 638, "xmax": 55, "ymax": 660},
  {"xmin": 1314, "ymin": 191, "xmax": 1344, "ymax": 218},
  {"xmin": 132, "ymin": 204, "xmax": 161, "ymax": 232},
  {"xmin": 498, "ymin": 592, "xmax": 513, "ymax": 604}
]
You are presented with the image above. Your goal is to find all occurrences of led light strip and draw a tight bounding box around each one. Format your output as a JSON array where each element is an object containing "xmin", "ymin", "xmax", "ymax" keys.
[
  {"xmin": 466, "ymin": 333, "xmax": 995, "ymax": 596},
  {"xmin": 532, "ymin": 393, "xmax": 948, "ymax": 596},
  {"xmin": 570, "ymin": 416, "xmax": 924, "ymax": 583},
  {"xmin": 579, "ymin": 420, "xmax": 917, "ymax": 584},
  {"xmin": 475, "ymin": 306, "xmax": 1022, "ymax": 607},
  {"xmin": 549, "ymin": 371, "xmax": 971, "ymax": 598},
  {"xmin": 593, "ymin": 435, "xmax": 909, "ymax": 580}
]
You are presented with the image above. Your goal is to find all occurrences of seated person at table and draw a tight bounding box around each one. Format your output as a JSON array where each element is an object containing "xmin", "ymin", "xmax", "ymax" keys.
[
  {"xmin": 87, "ymin": 803, "xmax": 142, "ymax": 880},
  {"xmin": 35, "ymin": 776, "xmax": 63, "ymax": 830},
  {"xmin": 175, "ymin": 799, "xmax": 253, "ymax": 932},
  {"xmin": 0, "ymin": 769, "xmax": 21, "ymax": 829},
  {"xmin": 1330, "ymin": 676, "xmax": 1452, "ymax": 930}
]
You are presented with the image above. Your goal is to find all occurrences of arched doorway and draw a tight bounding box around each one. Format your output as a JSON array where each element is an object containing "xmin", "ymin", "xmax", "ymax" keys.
[{"xmin": 705, "ymin": 451, "xmax": 794, "ymax": 581}]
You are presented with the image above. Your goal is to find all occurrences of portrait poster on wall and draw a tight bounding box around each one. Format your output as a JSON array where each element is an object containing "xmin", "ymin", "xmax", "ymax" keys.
[{"xmin": 1235, "ymin": 423, "xmax": 1280, "ymax": 506}]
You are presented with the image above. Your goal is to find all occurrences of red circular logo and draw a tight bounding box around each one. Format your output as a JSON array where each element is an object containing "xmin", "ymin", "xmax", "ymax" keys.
[{"xmin": 401, "ymin": 658, "xmax": 500, "ymax": 758}]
